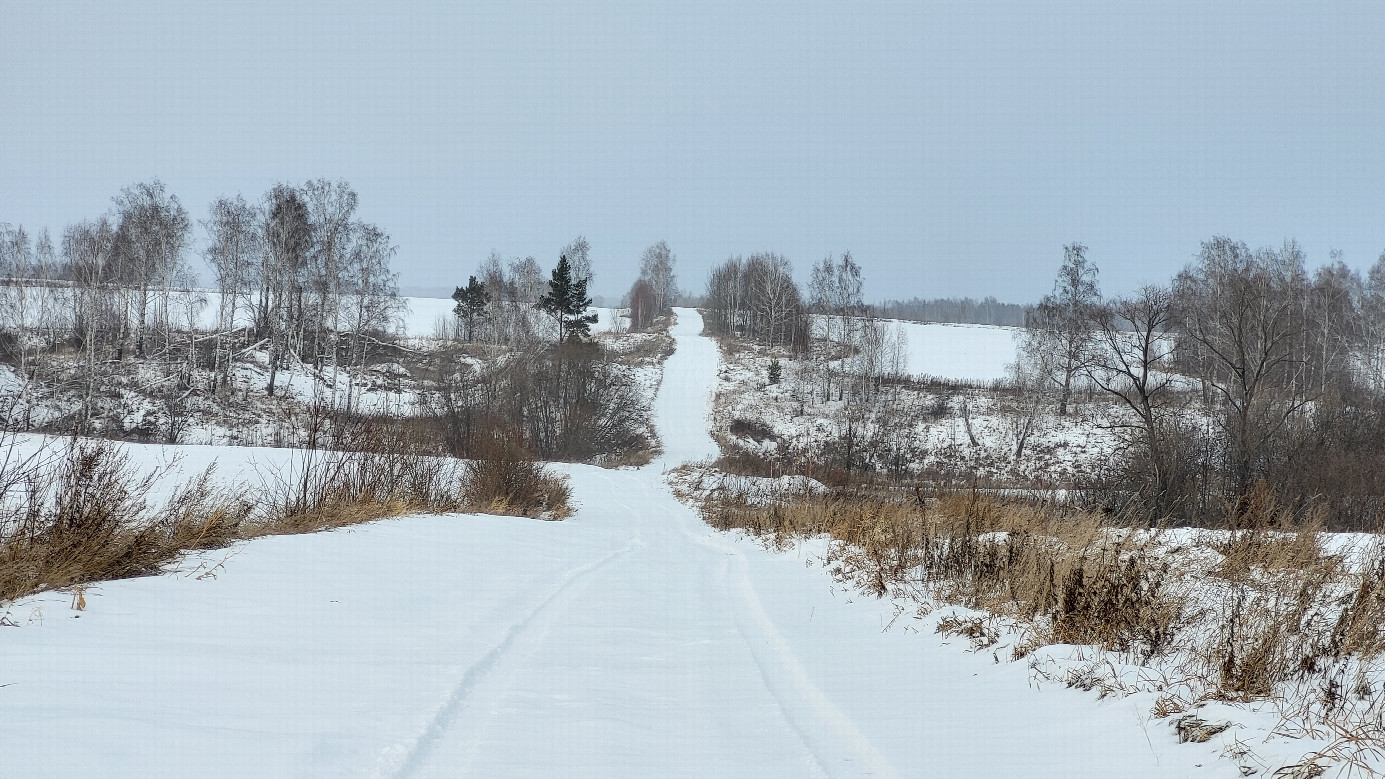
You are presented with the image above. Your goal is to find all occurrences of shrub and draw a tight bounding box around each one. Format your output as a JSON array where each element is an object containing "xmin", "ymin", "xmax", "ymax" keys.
[{"xmin": 459, "ymin": 428, "xmax": 571, "ymax": 519}]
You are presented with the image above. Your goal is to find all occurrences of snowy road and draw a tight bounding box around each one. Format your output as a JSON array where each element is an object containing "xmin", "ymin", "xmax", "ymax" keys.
[{"xmin": 1, "ymin": 309, "xmax": 1222, "ymax": 777}]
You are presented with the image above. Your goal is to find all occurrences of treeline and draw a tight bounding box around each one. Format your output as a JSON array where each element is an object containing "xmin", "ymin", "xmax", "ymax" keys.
[
  {"xmin": 0, "ymin": 178, "xmax": 403, "ymax": 438},
  {"xmin": 877, "ymin": 296, "xmax": 1029, "ymax": 327},
  {"xmin": 1021, "ymin": 239, "xmax": 1385, "ymax": 528},
  {"xmin": 448, "ymin": 237, "xmax": 682, "ymax": 341},
  {"xmin": 704, "ymin": 252, "xmax": 811, "ymax": 351},
  {"xmin": 703, "ymin": 251, "xmax": 908, "ymax": 404}
]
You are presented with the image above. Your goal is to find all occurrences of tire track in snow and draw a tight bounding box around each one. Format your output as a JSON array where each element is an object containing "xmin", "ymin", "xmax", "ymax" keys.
[
  {"xmin": 378, "ymin": 539, "xmax": 637, "ymax": 779},
  {"xmin": 668, "ymin": 511, "xmax": 899, "ymax": 778},
  {"xmin": 715, "ymin": 556, "xmax": 834, "ymax": 779},
  {"xmin": 712, "ymin": 535, "xmax": 900, "ymax": 779},
  {"xmin": 661, "ymin": 309, "xmax": 899, "ymax": 777}
]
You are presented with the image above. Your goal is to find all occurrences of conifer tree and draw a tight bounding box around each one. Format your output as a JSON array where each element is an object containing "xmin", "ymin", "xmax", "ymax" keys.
[
  {"xmin": 452, "ymin": 275, "xmax": 489, "ymax": 342},
  {"xmin": 537, "ymin": 254, "xmax": 598, "ymax": 343}
]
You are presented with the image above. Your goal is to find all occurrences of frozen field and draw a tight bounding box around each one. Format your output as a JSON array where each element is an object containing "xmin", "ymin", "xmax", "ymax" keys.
[
  {"xmin": 0, "ymin": 310, "xmax": 1230, "ymax": 776},
  {"xmin": 892, "ymin": 319, "xmax": 1019, "ymax": 383}
]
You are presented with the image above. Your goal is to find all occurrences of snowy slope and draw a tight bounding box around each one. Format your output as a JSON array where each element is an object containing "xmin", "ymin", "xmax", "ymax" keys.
[{"xmin": 1, "ymin": 308, "xmax": 1224, "ymax": 777}]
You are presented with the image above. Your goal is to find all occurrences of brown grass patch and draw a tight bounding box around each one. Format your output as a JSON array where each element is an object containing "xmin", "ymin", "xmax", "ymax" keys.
[
  {"xmin": 0, "ymin": 424, "xmax": 574, "ymax": 606},
  {"xmin": 703, "ymin": 485, "xmax": 1185, "ymax": 661},
  {"xmin": 0, "ymin": 442, "xmax": 254, "ymax": 602},
  {"xmin": 697, "ymin": 477, "xmax": 1385, "ymax": 718}
]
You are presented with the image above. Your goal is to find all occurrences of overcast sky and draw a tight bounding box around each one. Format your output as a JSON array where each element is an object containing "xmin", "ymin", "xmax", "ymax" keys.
[{"xmin": 3, "ymin": 1, "xmax": 1384, "ymax": 303}]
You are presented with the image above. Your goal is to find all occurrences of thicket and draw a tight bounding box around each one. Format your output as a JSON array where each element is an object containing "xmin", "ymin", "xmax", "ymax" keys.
[
  {"xmin": 0, "ymin": 178, "xmax": 402, "ymax": 439},
  {"xmin": 428, "ymin": 341, "xmax": 653, "ymax": 464},
  {"xmin": 1022, "ymin": 238, "xmax": 1385, "ymax": 530},
  {"xmin": 703, "ymin": 252, "xmax": 810, "ymax": 352},
  {"xmin": 877, "ymin": 295, "xmax": 1030, "ymax": 327}
]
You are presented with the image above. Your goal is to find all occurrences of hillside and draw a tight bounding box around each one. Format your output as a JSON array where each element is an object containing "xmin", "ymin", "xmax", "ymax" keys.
[{"xmin": 0, "ymin": 310, "xmax": 1236, "ymax": 777}]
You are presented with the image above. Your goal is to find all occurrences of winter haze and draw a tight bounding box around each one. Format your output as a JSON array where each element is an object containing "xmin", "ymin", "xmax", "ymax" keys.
[{"xmin": 5, "ymin": 1, "xmax": 1385, "ymax": 300}]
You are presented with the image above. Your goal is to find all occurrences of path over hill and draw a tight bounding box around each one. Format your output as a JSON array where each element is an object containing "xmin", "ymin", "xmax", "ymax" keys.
[{"xmin": 0, "ymin": 309, "xmax": 1212, "ymax": 777}]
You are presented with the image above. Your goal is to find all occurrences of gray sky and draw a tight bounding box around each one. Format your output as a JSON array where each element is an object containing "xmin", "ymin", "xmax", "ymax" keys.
[{"xmin": 3, "ymin": 1, "xmax": 1384, "ymax": 302}]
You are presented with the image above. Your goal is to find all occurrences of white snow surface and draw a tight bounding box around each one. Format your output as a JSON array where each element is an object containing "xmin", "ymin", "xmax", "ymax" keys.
[
  {"xmin": 893, "ymin": 319, "xmax": 1019, "ymax": 383},
  {"xmin": 1, "ymin": 308, "xmax": 1227, "ymax": 777}
]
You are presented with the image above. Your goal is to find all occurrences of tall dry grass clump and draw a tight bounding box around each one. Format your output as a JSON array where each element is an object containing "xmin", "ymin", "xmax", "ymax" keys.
[
  {"xmin": 0, "ymin": 440, "xmax": 252, "ymax": 603},
  {"xmin": 0, "ymin": 417, "xmax": 573, "ymax": 606},
  {"xmin": 703, "ymin": 484, "xmax": 1185, "ymax": 660},
  {"xmin": 458, "ymin": 430, "xmax": 571, "ymax": 519}
]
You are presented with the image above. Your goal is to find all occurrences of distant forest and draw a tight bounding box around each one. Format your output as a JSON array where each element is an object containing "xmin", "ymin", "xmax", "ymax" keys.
[{"xmin": 875, "ymin": 296, "xmax": 1030, "ymax": 327}]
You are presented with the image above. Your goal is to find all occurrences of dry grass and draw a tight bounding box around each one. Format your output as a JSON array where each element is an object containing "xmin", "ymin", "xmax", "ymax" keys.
[
  {"xmin": 0, "ymin": 442, "xmax": 253, "ymax": 603},
  {"xmin": 0, "ymin": 423, "xmax": 574, "ymax": 606},
  {"xmin": 697, "ymin": 474, "xmax": 1385, "ymax": 756},
  {"xmin": 705, "ymin": 486, "xmax": 1184, "ymax": 661}
]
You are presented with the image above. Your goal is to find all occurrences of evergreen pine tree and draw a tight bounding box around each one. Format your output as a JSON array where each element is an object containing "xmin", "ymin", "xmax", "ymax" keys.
[
  {"xmin": 537, "ymin": 254, "xmax": 598, "ymax": 343},
  {"xmin": 452, "ymin": 275, "xmax": 489, "ymax": 342}
]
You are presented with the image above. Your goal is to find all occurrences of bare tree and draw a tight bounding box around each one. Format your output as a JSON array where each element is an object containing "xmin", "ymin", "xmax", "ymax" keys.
[
  {"xmin": 1304, "ymin": 254, "xmax": 1362, "ymax": 395},
  {"xmin": 637, "ymin": 240, "xmax": 679, "ymax": 315},
  {"xmin": 110, "ymin": 180, "xmax": 190, "ymax": 359},
  {"xmin": 0, "ymin": 224, "xmax": 32, "ymax": 358},
  {"xmin": 1003, "ymin": 359, "xmax": 1050, "ymax": 461},
  {"xmin": 809, "ymin": 253, "xmax": 865, "ymax": 402},
  {"xmin": 562, "ymin": 235, "xmax": 593, "ymax": 289},
  {"xmin": 1022, "ymin": 243, "xmax": 1100, "ymax": 415},
  {"xmin": 260, "ymin": 184, "xmax": 313, "ymax": 397},
  {"xmin": 302, "ymin": 179, "xmax": 358, "ymax": 371},
  {"xmin": 1173, "ymin": 237, "xmax": 1310, "ymax": 501},
  {"xmin": 343, "ymin": 222, "xmax": 400, "ymax": 412},
  {"xmin": 508, "ymin": 255, "xmax": 544, "ymax": 342},
  {"xmin": 1363, "ymin": 251, "xmax": 1385, "ymax": 392},
  {"xmin": 1086, "ymin": 285, "xmax": 1180, "ymax": 510},
  {"xmin": 203, "ymin": 194, "xmax": 262, "ymax": 394},
  {"xmin": 63, "ymin": 219, "xmax": 117, "ymax": 431}
]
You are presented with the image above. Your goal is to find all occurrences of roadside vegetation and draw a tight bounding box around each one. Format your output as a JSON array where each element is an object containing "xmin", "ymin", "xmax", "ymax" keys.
[
  {"xmin": 0, "ymin": 183, "xmax": 686, "ymax": 608},
  {"xmin": 0, "ymin": 425, "xmax": 572, "ymax": 607},
  {"xmin": 690, "ymin": 239, "xmax": 1385, "ymax": 774}
]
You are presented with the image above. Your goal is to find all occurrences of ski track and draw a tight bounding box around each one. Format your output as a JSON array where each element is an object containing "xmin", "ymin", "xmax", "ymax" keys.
[
  {"xmin": 386, "ymin": 467, "xmax": 650, "ymax": 778},
  {"xmin": 389, "ymin": 308, "xmax": 899, "ymax": 777},
  {"xmin": 382, "ymin": 541, "xmax": 638, "ymax": 779},
  {"xmin": 719, "ymin": 541, "xmax": 898, "ymax": 779}
]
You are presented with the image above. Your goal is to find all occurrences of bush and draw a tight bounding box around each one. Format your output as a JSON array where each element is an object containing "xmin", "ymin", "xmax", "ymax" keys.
[
  {"xmin": 0, "ymin": 440, "xmax": 253, "ymax": 602},
  {"xmin": 459, "ymin": 430, "xmax": 570, "ymax": 518}
]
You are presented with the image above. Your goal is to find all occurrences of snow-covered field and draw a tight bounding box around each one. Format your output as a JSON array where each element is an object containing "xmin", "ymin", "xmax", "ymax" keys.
[
  {"xmin": 0, "ymin": 309, "xmax": 1283, "ymax": 776},
  {"xmin": 891, "ymin": 319, "xmax": 1020, "ymax": 383}
]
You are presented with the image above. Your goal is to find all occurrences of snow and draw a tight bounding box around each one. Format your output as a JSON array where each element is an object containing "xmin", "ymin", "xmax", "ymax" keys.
[
  {"xmin": 0, "ymin": 308, "xmax": 1250, "ymax": 776},
  {"xmin": 892, "ymin": 319, "xmax": 1020, "ymax": 383}
]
